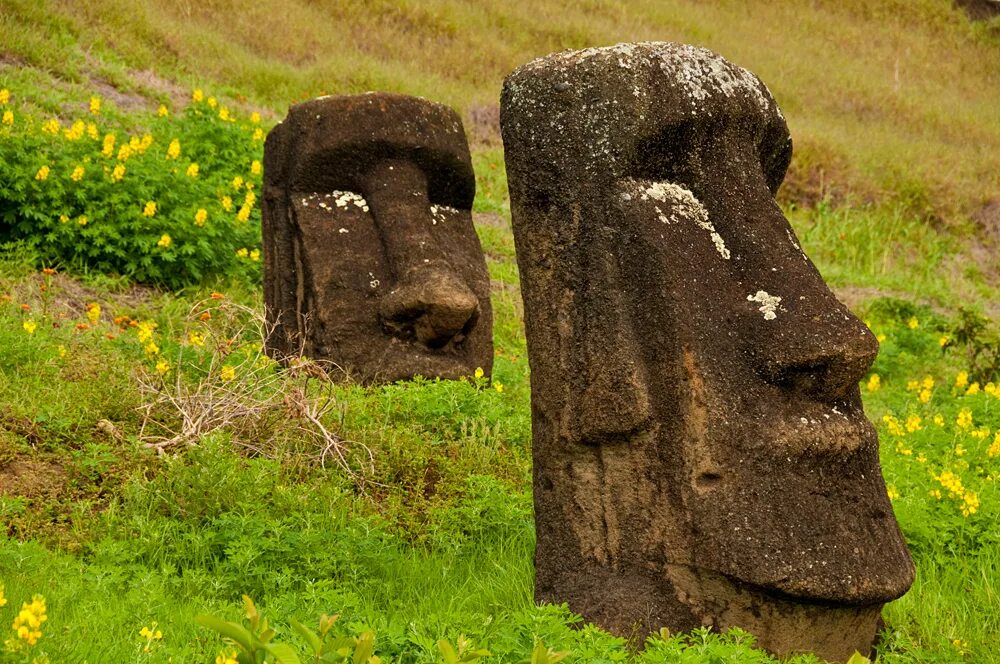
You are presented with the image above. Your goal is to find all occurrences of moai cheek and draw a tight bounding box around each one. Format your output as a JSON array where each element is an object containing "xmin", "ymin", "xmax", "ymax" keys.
[{"xmin": 501, "ymin": 42, "xmax": 913, "ymax": 663}]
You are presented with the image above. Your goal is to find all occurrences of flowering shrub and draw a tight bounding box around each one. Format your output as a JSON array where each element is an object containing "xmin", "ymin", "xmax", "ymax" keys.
[
  {"xmin": 0, "ymin": 89, "xmax": 265, "ymax": 289},
  {"xmin": 863, "ymin": 308, "xmax": 1000, "ymax": 558}
]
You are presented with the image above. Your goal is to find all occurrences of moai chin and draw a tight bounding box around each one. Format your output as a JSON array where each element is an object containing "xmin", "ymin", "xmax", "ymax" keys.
[
  {"xmin": 262, "ymin": 93, "xmax": 493, "ymax": 383},
  {"xmin": 500, "ymin": 43, "xmax": 914, "ymax": 662}
]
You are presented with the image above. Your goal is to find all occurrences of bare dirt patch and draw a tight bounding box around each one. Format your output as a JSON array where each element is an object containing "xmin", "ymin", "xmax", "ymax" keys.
[{"xmin": 0, "ymin": 459, "xmax": 67, "ymax": 499}]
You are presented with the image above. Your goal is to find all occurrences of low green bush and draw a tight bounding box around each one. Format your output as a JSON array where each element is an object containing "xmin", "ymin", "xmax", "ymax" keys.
[{"xmin": 0, "ymin": 90, "xmax": 264, "ymax": 289}]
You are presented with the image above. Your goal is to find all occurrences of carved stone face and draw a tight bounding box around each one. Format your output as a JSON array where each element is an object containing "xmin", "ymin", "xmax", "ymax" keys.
[
  {"xmin": 262, "ymin": 93, "xmax": 493, "ymax": 383},
  {"xmin": 501, "ymin": 43, "xmax": 913, "ymax": 661}
]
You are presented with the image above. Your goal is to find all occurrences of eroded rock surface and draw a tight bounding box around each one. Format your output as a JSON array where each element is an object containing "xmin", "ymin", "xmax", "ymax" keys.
[
  {"xmin": 263, "ymin": 93, "xmax": 493, "ymax": 383},
  {"xmin": 501, "ymin": 42, "xmax": 914, "ymax": 662}
]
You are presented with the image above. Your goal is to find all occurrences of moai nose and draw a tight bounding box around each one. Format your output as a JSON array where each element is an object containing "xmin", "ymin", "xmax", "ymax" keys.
[
  {"xmin": 754, "ymin": 291, "xmax": 879, "ymax": 402},
  {"xmin": 360, "ymin": 158, "xmax": 481, "ymax": 349},
  {"xmin": 379, "ymin": 267, "xmax": 480, "ymax": 347}
]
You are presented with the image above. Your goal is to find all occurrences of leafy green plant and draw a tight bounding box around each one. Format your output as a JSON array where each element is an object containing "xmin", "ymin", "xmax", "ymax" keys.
[{"xmin": 0, "ymin": 91, "xmax": 264, "ymax": 289}]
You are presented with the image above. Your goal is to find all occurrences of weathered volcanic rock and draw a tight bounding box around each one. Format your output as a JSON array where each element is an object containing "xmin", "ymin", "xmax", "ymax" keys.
[
  {"xmin": 262, "ymin": 93, "xmax": 493, "ymax": 383},
  {"xmin": 500, "ymin": 42, "xmax": 914, "ymax": 662}
]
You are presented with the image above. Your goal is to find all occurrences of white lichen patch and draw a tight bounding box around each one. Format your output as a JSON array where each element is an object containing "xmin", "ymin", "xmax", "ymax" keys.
[
  {"xmin": 747, "ymin": 290, "xmax": 782, "ymax": 320},
  {"xmin": 641, "ymin": 181, "xmax": 730, "ymax": 259},
  {"xmin": 429, "ymin": 204, "xmax": 460, "ymax": 225},
  {"xmin": 330, "ymin": 190, "xmax": 369, "ymax": 212}
]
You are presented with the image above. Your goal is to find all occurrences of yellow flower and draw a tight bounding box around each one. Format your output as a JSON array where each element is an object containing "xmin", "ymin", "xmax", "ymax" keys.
[
  {"xmin": 955, "ymin": 371, "xmax": 968, "ymax": 389},
  {"xmin": 219, "ymin": 106, "xmax": 230, "ymax": 121},
  {"xmin": 166, "ymin": 138, "xmax": 181, "ymax": 160},
  {"xmin": 921, "ymin": 375, "xmax": 934, "ymax": 390},
  {"xmin": 916, "ymin": 454, "xmax": 927, "ymax": 463},
  {"xmin": 865, "ymin": 374, "xmax": 881, "ymax": 392},
  {"xmin": 87, "ymin": 122, "xmax": 99, "ymax": 140},
  {"xmin": 237, "ymin": 205, "xmax": 251, "ymax": 223},
  {"xmin": 139, "ymin": 625, "xmax": 163, "ymax": 640},
  {"xmin": 474, "ymin": 367, "xmax": 485, "ymax": 379},
  {"xmin": 207, "ymin": 96, "xmax": 218, "ymax": 109},
  {"xmin": 35, "ymin": 165, "xmax": 50, "ymax": 181},
  {"xmin": 144, "ymin": 342, "xmax": 160, "ymax": 356},
  {"xmin": 89, "ymin": 96, "xmax": 101, "ymax": 114},
  {"xmin": 143, "ymin": 201, "xmax": 157, "ymax": 217},
  {"xmin": 249, "ymin": 249, "xmax": 261, "ymax": 262},
  {"xmin": 252, "ymin": 127, "xmax": 264, "ymax": 142},
  {"xmin": 86, "ymin": 302, "xmax": 101, "ymax": 324},
  {"xmin": 221, "ymin": 195, "xmax": 233, "ymax": 211},
  {"xmin": 11, "ymin": 594, "xmax": 47, "ymax": 646},
  {"xmin": 2, "ymin": 110, "xmax": 12, "ymax": 126},
  {"xmin": 882, "ymin": 414, "xmax": 905, "ymax": 437},
  {"xmin": 956, "ymin": 408, "xmax": 972, "ymax": 430},
  {"xmin": 192, "ymin": 88, "xmax": 204, "ymax": 103},
  {"xmin": 886, "ymin": 486, "xmax": 900, "ymax": 500},
  {"xmin": 918, "ymin": 388, "xmax": 932, "ymax": 404},
  {"xmin": 955, "ymin": 444, "xmax": 966, "ymax": 456},
  {"xmin": 906, "ymin": 379, "xmax": 919, "ymax": 391},
  {"xmin": 22, "ymin": 320, "xmax": 37, "ymax": 334},
  {"xmin": 929, "ymin": 489, "xmax": 942, "ymax": 499},
  {"xmin": 158, "ymin": 104, "xmax": 169, "ymax": 117},
  {"xmin": 139, "ymin": 134, "xmax": 154, "ymax": 152},
  {"xmin": 244, "ymin": 191, "xmax": 256, "ymax": 207},
  {"xmin": 0, "ymin": 88, "xmax": 9, "ymax": 104},
  {"xmin": 939, "ymin": 335, "xmax": 950, "ymax": 347},
  {"xmin": 250, "ymin": 160, "xmax": 262, "ymax": 175},
  {"xmin": 187, "ymin": 331, "xmax": 205, "ymax": 347},
  {"xmin": 0, "ymin": 585, "xmax": 6, "ymax": 608},
  {"xmin": 42, "ymin": 118, "xmax": 60, "ymax": 134},
  {"xmin": 905, "ymin": 414, "xmax": 922, "ymax": 432},
  {"xmin": 194, "ymin": 208, "xmax": 208, "ymax": 226},
  {"xmin": 986, "ymin": 382, "xmax": 998, "ymax": 396},
  {"xmin": 961, "ymin": 491, "xmax": 979, "ymax": 517},
  {"xmin": 876, "ymin": 333, "xmax": 886, "ymax": 343},
  {"xmin": 102, "ymin": 133, "xmax": 116, "ymax": 158},
  {"xmin": 232, "ymin": 176, "xmax": 244, "ymax": 190},
  {"xmin": 988, "ymin": 432, "xmax": 1000, "ymax": 457},
  {"xmin": 156, "ymin": 233, "xmax": 171, "ymax": 248},
  {"xmin": 250, "ymin": 111, "xmax": 261, "ymax": 124},
  {"xmin": 59, "ymin": 214, "xmax": 69, "ymax": 224},
  {"xmin": 966, "ymin": 382, "xmax": 980, "ymax": 396},
  {"xmin": 906, "ymin": 317, "xmax": 918, "ymax": 329},
  {"xmin": 136, "ymin": 320, "xmax": 157, "ymax": 343},
  {"xmin": 71, "ymin": 165, "xmax": 85, "ymax": 182},
  {"xmin": 111, "ymin": 164, "xmax": 126, "ymax": 182},
  {"xmin": 77, "ymin": 215, "xmax": 88, "ymax": 226},
  {"xmin": 216, "ymin": 651, "xmax": 239, "ymax": 664},
  {"xmin": 117, "ymin": 144, "xmax": 133, "ymax": 161},
  {"xmin": 186, "ymin": 163, "xmax": 199, "ymax": 178},
  {"xmin": 220, "ymin": 365, "xmax": 236, "ymax": 381},
  {"xmin": 155, "ymin": 359, "xmax": 170, "ymax": 375},
  {"xmin": 970, "ymin": 428, "xmax": 989, "ymax": 440},
  {"xmin": 235, "ymin": 248, "xmax": 249, "ymax": 258},
  {"xmin": 64, "ymin": 119, "xmax": 85, "ymax": 140},
  {"xmin": 494, "ymin": 381, "xmax": 504, "ymax": 393}
]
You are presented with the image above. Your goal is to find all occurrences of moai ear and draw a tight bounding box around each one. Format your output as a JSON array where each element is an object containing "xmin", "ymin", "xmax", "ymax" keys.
[{"xmin": 564, "ymin": 213, "xmax": 652, "ymax": 446}]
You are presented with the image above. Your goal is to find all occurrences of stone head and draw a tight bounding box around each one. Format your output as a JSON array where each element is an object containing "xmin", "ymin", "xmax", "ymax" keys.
[
  {"xmin": 501, "ymin": 43, "xmax": 913, "ymax": 660},
  {"xmin": 262, "ymin": 93, "xmax": 493, "ymax": 383}
]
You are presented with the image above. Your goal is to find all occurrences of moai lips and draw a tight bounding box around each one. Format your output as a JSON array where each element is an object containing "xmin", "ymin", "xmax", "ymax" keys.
[
  {"xmin": 501, "ymin": 43, "xmax": 914, "ymax": 662},
  {"xmin": 262, "ymin": 93, "xmax": 493, "ymax": 383}
]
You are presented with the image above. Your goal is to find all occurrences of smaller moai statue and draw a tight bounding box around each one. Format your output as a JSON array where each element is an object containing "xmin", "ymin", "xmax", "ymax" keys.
[
  {"xmin": 501, "ymin": 43, "xmax": 914, "ymax": 662},
  {"xmin": 262, "ymin": 93, "xmax": 493, "ymax": 383}
]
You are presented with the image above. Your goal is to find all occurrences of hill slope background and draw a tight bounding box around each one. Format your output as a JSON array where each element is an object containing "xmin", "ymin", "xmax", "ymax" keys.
[{"xmin": 3, "ymin": 0, "xmax": 1000, "ymax": 218}]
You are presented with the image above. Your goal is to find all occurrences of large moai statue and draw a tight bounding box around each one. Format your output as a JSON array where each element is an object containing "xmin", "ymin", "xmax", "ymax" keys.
[
  {"xmin": 262, "ymin": 93, "xmax": 493, "ymax": 383},
  {"xmin": 500, "ymin": 43, "xmax": 914, "ymax": 661}
]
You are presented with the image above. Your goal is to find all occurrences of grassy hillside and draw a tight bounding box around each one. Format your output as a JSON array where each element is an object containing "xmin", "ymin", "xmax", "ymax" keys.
[
  {"xmin": 0, "ymin": 1, "xmax": 999, "ymax": 662},
  {"xmin": 2, "ymin": 0, "xmax": 999, "ymax": 220}
]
